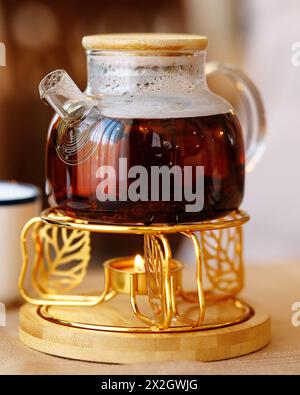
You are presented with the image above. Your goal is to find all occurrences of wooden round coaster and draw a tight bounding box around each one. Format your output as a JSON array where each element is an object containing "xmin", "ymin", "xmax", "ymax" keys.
[{"xmin": 19, "ymin": 300, "xmax": 270, "ymax": 363}]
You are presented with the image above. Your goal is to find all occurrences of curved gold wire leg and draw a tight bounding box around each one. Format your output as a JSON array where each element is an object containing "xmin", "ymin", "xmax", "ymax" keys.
[
  {"xmin": 169, "ymin": 276, "xmax": 197, "ymax": 326},
  {"xmin": 31, "ymin": 221, "xmax": 47, "ymax": 295},
  {"xmin": 19, "ymin": 217, "xmax": 45, "ymax": 304},
  {"xmin": 130, "ymin": 234, "xmax": 173, "ymax": 330},
  {"xmin": 170, "ymin": 276, "xmax": 179, "ymax": 316},
  {"xmin": 180, "ymin": 231, "xmax": 206, "ymax": 326},
  {"xmin": 144, "ymin": 234, "xmax": 164, "ymax": 322},
  {"xmin": 19, "ymin": 218, "xmax": 111, "ymax": 306},
  {"xmin": 130, "ymin": 269, "xmax": 181, "ymax": 330},
  {"xmin": 129, "ymin": 274, "xmax": 159, "ymax": 329},
  {"xmin": 160, "ymin": 234, "xmax": 173, "ymax": 328}
]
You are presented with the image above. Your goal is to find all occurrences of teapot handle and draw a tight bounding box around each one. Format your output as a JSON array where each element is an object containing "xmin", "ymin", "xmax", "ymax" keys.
[{"xmin": 205, "ymin": 62, "xmax": 266, "ymax": 171}]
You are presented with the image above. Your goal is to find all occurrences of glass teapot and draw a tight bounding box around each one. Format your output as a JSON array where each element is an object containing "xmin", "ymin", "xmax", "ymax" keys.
[{"xmin": 40, "ymin": 33, "xmax": 265, "ymax": 225}]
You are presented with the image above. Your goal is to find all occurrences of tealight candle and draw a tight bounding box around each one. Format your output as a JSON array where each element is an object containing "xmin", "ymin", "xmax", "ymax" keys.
[{"xmin": 103, "ymin": 254, "xmax": 182, "ymax": 295}]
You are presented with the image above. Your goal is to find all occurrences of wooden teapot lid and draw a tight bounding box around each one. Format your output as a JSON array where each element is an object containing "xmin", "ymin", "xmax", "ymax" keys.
[{"xmin": 82, "ymin": 33, "xmax": 208, "ymax": 51}]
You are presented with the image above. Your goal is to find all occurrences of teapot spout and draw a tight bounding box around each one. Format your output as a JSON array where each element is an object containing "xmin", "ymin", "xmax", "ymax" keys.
[{"xmin": 39, "ymin": 69, "xmax": 93, "ymax": 124}]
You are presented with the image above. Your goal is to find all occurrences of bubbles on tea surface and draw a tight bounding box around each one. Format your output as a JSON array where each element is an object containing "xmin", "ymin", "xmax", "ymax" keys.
[
  {"xmin": 88, "ymin": 54, "xmax": 204, "ymax": 96},
  {"xmin": 87, "ymin": 53, "xmax": 232, "ymax": 119}
]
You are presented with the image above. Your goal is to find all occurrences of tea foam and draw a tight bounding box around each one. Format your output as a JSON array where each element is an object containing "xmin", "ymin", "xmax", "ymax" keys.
[{"xmin": 87, "ymin": 53, "xmax": 232, "ymax": 119}]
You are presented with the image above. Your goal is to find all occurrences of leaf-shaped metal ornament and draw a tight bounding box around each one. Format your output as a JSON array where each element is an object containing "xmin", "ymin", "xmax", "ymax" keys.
[
  {"xmin": 144, "ymin": 235, "xmax": 164, "ymax": 320},
  {"xmin": 33, "ymin": 224, "xmax": 91, "ymax": 294},
  {"xmin": 201, "ymin": 225, "xmax": 243, "ymax": 295},
  {"xmin": 144, "ymin": 234, "xmax": 172, "ymax": 327}
]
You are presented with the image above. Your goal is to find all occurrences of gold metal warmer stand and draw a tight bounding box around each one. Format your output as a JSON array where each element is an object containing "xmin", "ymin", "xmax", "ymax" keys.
[{"xmin": 18, "ymin": 209, "xmax": 271, "ymax": 363}]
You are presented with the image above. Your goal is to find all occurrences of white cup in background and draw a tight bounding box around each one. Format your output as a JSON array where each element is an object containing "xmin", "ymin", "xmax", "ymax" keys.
[{"xmin": 0, "ymin": 181, "xmax": 41, "ymax": 305}]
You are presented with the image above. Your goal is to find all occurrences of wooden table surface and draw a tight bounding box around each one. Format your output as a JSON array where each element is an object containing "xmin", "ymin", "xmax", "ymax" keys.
[{"xmin": 1, "ymin": 262, "xmax": 300, "ymax": 375}]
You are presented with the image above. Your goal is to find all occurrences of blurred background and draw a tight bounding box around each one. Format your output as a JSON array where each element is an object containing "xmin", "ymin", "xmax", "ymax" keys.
[{"xmin": 0, "ymin": 0, "xmax": 299, "ymax": 264}]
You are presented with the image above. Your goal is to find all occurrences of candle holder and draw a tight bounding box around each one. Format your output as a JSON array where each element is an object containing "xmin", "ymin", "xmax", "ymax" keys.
[{"xmin": 18, "ymin": 208, "xmax": 270, "ymax": 362}]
